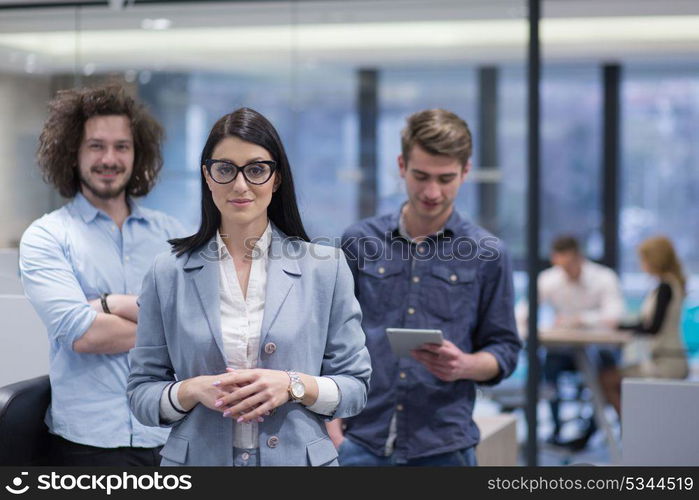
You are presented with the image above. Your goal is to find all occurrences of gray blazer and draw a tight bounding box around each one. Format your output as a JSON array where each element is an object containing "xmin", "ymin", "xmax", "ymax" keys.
[{"xmin": 127, "ymin": 227, "xmax": 371, "ymax": 466}]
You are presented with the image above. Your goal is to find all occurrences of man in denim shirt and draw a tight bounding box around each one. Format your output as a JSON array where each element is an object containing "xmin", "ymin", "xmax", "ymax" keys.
[
  {"xmin": 19, "ymin": 85, "xmax": 184, "ymax": 465},
  {"xmin": 328, "ymin": 109, "xmax": 521, "ymax": 466}
]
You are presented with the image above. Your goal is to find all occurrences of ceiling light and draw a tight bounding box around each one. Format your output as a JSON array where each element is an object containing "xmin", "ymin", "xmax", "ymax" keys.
[{"xmin": 141, "ymin": 18, "xmax": 171, "ymax": 31}]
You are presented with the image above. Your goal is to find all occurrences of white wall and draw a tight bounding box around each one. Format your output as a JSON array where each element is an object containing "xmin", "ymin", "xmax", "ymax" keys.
[
  {"xmin": 0, "ymin": 295, "xmax": 49, "ymax": 387},
  {"xmin": 0, "ymin": 248, "xmax": 49, "ymax": 386},
  {"xmin": 0, "ymin": 73, "xmax": 55, "ymax": 247},
  {"xmin": 0, "ymin": 248, "xmax": 22, "ymax": 294}
]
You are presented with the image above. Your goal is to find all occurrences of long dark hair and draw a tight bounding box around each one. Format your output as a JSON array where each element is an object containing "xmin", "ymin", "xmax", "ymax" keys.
[{"xmin": 169, "ymin": 108, "xmax": 309, "ymax": 256}]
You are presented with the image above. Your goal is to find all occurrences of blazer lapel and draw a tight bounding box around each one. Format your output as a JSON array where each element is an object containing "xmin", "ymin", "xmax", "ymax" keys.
[
  {"xmin": 184, "ymin": 238, "xmax": 226, "ymax": 363},
  {"xmin": 260, "ymin": 229, "xmax": 302, "ymax": 346}
]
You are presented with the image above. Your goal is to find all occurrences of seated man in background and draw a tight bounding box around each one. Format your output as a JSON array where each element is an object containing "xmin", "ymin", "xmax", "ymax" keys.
[
  {"xmin": 20, "ymin": 84, "xmax": 184, "ymax": 465},
  {"xmin": 539, "ymin": 235, "xmax": 625, "ymax": 449}
]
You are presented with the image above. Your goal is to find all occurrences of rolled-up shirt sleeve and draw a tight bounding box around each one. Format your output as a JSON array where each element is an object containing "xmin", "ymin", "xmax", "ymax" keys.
[
  {"xmin": 19, "ymin": 222, "xmax": 97, "ymax": 350},
  {"xmin": 160, "ymin": 381, "xmax": 187, "ymax": 424},
  {"xmin": 473, "ymin": 244, "xmax": 522, "ymax": 386},
  {"xmin": 306, "ymin": 376, "xmax": 340, "ymax": 416}
]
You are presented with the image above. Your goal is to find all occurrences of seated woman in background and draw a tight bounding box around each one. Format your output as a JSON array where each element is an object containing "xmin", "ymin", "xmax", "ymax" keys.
[
  {"xmin": 600, "ymin": 235, "xmax": 689, "ymax": 415},
  {"xmin": 127, "ymin": 107, "xmax": 371, "ymax": 466}
]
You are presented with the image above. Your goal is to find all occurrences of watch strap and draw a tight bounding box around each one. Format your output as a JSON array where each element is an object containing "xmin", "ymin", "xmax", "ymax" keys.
[{"xmin": 286, "ymin": 370, "xmax": 303, "ymax": 403}]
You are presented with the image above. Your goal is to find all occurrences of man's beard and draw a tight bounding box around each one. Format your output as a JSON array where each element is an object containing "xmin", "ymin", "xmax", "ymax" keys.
[{"xmin": 79, "ymin": 165, "xmax": 130, "ymax": 200}]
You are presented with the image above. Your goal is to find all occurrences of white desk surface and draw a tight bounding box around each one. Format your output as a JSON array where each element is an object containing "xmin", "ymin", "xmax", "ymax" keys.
[{"xmin": 523, "ymin": 327, "xmax": 632, "ymax": 347}]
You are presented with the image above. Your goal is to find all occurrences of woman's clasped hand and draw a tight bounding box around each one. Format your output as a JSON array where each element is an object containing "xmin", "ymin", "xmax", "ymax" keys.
[{"xmin": 181, "ymin": 368, "xmax": 296, "ymax": 423}]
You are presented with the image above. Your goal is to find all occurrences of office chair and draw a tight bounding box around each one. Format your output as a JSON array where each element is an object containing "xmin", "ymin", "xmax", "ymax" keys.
[{"xmin": 0, "ymin": 375, "xmax": 51, "ymax": 465}]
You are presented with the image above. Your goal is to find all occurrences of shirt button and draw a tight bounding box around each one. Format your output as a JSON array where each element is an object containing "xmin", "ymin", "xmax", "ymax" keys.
[
  {"xmin": 124, "ymin": 256, "xmax": 130, "ymax": 262},
  {"xmin": 407, "ymin": 307, "xmax": 415, "ymax": 315},
  {"xmin": 396, "ymin": 404, "xmax": 404, "ymax": 411},
  {"xmin": 378, "ymin": 267, "xmax": 385, "ymax": 274},
  {"xmin": 418, "ymin": 246, "xmax": 426, "ymax": 254},
  {"xmin": 399, "ymin": 372, "xmax": 406, "ymax": 379},
  {"xmin": 450, "ymin": 274, "xmax": 458, "ymax": 282},
  {"xmin": 412, "ymin": 276, "xmax": 420, "ymax": 283},
  {"xmin": 267, "ymin": 436, "xmax": 280, "ymax": 448},
  {"xmin": 241, "ymin": 452, "xmax": 250, "ymax": 461},
  {"xmin": 264, "ymin": 342, "xmax": 277, "ymax": 355}
]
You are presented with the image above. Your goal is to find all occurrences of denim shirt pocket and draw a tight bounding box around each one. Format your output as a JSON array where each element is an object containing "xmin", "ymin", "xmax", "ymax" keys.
[
  {"xmin": 357, "ymin": 260, "xmax": 404, "ymax": 321},
  {"xmin": 424, "ymin": 264, "xmax": 477, "ymax": 320}
]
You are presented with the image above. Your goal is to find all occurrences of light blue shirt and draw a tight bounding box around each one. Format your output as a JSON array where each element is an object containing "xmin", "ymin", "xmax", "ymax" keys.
[{"xmin": 19, "ymin": 193, "xmax": 185, "ymax": 448}]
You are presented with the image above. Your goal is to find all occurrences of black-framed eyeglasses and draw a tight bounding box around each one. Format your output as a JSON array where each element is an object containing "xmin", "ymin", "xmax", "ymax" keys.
[{"xmin": 204, "ymin": 159, "xmax": 277, "ymax": 185}]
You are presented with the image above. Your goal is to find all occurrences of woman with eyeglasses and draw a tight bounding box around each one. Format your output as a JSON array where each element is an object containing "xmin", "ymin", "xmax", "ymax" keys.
[{"xmin": 127, "ymin": 108, "xmax": 371, "ymax": 466}]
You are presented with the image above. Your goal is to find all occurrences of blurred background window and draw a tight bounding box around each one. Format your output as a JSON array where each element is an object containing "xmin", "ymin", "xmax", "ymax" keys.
[{"xmin": 377, "ymin": 67, "xmax": 479, "ymax": 218}]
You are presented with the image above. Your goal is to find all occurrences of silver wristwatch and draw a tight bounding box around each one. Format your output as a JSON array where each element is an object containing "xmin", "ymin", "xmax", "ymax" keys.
[{"xmin": 286, "ymin": 370, "xmax": 305, "ymax": 403}]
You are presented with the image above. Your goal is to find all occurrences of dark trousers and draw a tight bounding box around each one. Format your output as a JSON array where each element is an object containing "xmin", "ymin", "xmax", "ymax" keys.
[{"xmin": 48, "ymin": 434, "xmax": 162, "ymax": 466}]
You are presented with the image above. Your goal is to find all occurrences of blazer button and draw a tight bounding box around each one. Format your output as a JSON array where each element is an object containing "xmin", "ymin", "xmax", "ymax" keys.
[
  {"xmin": 267, "ymin": 436, "xmax": 280, "ymax": 448},
  {"xmin": 264, "ymin": 342, "xmax": 277, "ymax": 354}
]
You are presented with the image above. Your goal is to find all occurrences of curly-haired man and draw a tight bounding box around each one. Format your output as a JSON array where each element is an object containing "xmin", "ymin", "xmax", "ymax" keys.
[{"xmin": 19, "ymin": 84, "xmax": 185, "ymax": 465}]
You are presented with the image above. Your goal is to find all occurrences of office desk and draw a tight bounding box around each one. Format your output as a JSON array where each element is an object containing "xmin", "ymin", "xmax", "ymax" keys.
[
  {"xmin": 474, "ymin": 414, "xmax": 518, "ymax": 466},
  {"xmin": 538, "ymin": 328, "xmax": 631, "ymax": 348},
  {"xmin": 538, "ymin": 328, "xmax": 631, "ymax": 463}
]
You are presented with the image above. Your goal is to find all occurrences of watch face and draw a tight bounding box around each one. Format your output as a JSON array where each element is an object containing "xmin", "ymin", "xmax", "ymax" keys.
[{"xmin": 291, "ymin": 381, "xmax": 305, "ymax": 399}]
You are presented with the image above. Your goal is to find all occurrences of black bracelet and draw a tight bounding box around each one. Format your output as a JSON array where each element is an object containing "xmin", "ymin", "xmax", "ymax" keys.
[
  {"xmin": 168, "ymin": 383, "xmax": 189, "ymax": 415},
  {"xmin": 100, "ymin": 293, "xmax": 111, "ymax": 314}
]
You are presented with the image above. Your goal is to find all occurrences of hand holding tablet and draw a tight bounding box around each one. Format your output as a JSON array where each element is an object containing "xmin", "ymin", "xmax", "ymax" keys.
[{"xmin": 385, "ymin": 328, "xmax": 444, "ymax": 357}]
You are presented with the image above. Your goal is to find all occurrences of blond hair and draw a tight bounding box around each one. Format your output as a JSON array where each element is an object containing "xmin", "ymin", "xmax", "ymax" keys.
[
  {"xmin": 638, "ymin": 236, "xmax": 687, "ymax": 293},
  {"xmin": 400, "ymin": 109, "xmax": 472, "ymax": 166}
]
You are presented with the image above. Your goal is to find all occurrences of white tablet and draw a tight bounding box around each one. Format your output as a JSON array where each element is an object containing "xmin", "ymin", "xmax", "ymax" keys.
[{"xmin": 385, "ymin": 328, "xmax": 444, "ymax": 357}]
